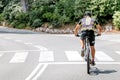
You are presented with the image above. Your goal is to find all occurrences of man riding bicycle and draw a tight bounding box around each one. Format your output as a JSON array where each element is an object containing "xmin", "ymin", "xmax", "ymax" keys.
[{"xmin": 74, "ymin": 11, "xmax": 102, "ymax": 66}]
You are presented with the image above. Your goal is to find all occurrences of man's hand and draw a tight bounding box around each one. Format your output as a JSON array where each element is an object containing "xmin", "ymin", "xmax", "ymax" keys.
[
  {"xmin": 96, "ymin": 24, "xmax": 102, "ymax": 36},
  {"xmin": 96, "ymin": 33, "xmax": 101, "ymax": 36},
  {"xmin": 75, "ymin": 34, "xmax": 79, "ymax": 37}
]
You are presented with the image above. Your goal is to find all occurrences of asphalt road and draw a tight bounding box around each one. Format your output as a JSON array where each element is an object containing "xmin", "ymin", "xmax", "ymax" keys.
[{"xmin": 0, "ymin": 27, "xmax": 120, "ymax": 80}]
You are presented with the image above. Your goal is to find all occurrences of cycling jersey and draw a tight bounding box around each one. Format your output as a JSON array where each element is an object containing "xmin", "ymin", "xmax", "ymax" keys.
[
  {"xmin": 79, "ymin": 18, "xmax": 98, "ymax": 31},
  {"xmin": 79, "ymin": 17, "xmax": 98, "ymax": 46}
]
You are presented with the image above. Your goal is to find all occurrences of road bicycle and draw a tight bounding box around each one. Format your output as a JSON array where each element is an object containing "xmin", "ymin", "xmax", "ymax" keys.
[{"xmin": 77, "ymin": 33, "xmax": 99, "ymax": 74}]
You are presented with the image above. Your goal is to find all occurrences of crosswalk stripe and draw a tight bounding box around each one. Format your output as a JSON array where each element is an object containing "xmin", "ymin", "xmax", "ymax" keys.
[
  {"xmin": 39, "ymin": 51, "xmax": 54, "ymax": 62},
  {"xmin": 65, "ymin": 51, "xmax": 83, "ymax": 61},
  {"xmin": 9, "ymin": 52, "xmax": 28, "ymax": 63},
  {"xmin": 24, "ymin": 43, "xmax": 33, "ymax": 45},
  {"xmin": 95, "ymin": 51, "xmax": 114, "ymax": 61}
]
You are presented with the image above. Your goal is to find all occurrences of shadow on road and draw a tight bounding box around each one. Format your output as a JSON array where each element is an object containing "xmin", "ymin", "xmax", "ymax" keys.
[{"xmin": 89, "ymin": 67, "xmax": 117, "ymax": 76}]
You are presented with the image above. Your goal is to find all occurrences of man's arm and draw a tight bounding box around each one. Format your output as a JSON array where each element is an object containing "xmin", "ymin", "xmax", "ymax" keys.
[
  {"xmin": 96, "ymin": 24, "xmax": 102, "ymax": 35},
  {"xmin": 74, "ymin": 23, "xmax": 81, "ymax": 36},
  {"xmin": 94, "ymin": 19, "xmax": 102, "ymax": 35}
]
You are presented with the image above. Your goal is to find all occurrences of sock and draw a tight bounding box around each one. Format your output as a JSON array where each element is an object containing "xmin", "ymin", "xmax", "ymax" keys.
[{"xmin": 81, "ymin": 48, "xmax": 84, "ymax": 51}]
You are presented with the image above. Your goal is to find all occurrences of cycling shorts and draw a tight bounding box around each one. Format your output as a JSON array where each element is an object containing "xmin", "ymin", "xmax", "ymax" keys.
[{"xmin": 80, "ymin": 30, "xmax": 95, "ymax": 46}]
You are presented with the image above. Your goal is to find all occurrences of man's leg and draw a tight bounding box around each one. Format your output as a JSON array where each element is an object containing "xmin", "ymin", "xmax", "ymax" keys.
[
  {"xmin": 80, "ymin": 39, "xmax": 84, "ymax": 49},
  {"xmin": 90, "ymin": 46, "xmax": 95, "ymax": 61},
  {"xmin": 90, "ymin": 46, "xmax": 96, "ymax": 65},
  {"xmin": 80, "ymin": 39, "xmax": 84, "ymax": 57},
  {"xmin": 80, "ymin": 31, "xmax": 86, "ymax": 57},
  {"xmin": 89, "ymin": 30, "xmax": 95, "ymax": 65}
]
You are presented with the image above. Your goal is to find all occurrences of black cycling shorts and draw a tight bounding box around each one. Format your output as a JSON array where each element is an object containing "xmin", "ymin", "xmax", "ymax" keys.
[{"xmin": 80, "ymin": 30, "xmax": 95, "ymax": 46}]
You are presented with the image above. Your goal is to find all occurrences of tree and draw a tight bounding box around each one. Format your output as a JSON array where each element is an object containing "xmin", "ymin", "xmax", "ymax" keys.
[
  {"xmin": 89, "ymin": 0, "xmax": 117, "ymax": 24},
  {"xmin": 113, "ymin": 11, "xmax": 120, "ymax": 30},
  {"xmin": 21, "ymin": 0, "xmax": 28, "ymax": 12}
]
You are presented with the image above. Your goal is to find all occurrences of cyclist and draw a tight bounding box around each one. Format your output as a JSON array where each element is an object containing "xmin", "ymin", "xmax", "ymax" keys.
[{"xmin": 74, "ymin": 11, "xmax": 102, "ymax": 66}]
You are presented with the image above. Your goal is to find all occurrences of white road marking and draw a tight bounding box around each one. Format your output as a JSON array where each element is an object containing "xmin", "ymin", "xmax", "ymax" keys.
[
  {"xmin": 34, "ymin": 45, "xmax": 48, "ymax": 51},
  {"xmin": 24, "ymin": 43, "xmax": 33, "ymax": 45},
  {"xmin": 65, "ymin": 51, "xmax": 83, "ymax": 61},
  {"xmin": 39, "ymin": 51, "xmax": 54, "ymax": 62},
  {"xmin": 0, "ymin": 50, "xmax": 41, "ymax": 52},
  {"xmin": 116, "ymin": 51, "xmax": 120, "ymax": 55},
  {"xmin": 15, "ymin": 40, "xmax": 22, "ymax": 42},
  {"xmin": 32, "ymin": 64, "xmax": 48, "ymax": 80},
  {"xmin": 40, "ymin": 62, "xmax": 120, "ymax": 65},
  {"xmin": 9, "ymin": 52, "xmax": 28, "ymax": 63},
  {"xmin": 0, "ymin": 50, "xmax": 119, "ymax": 63},
  {"xmin": 25, "ymin": 64, "xmax": 42, "ymax": 80},
  {"xmin": 96, "ymin": 51, "xmax": 114, "ymax": 61}
]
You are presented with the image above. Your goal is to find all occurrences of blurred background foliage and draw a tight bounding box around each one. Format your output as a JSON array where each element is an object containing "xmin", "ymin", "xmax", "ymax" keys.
[{"xmin": 0, "ymin": 0, "xmax": 120, "ymax": 30}]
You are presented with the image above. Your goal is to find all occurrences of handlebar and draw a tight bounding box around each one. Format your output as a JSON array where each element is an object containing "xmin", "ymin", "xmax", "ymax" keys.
[{"xmin": 75, "ymin": 33, "xmax": 101, "ymax": 37}]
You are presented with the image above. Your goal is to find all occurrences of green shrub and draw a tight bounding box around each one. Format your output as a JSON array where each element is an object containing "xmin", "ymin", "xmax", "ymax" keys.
[
  {"xmin": 27, "ymin": 10, "xmax": 42, "ymax": 27},
  {"xmin": 32, "ymin": 19, "xmax": 42, "ymax": 28},
  {"xmin": 0, "ymin": 13, "xmax": 4, "ymax": 25},
  {"xmin": 0, "ymin": 13, "xmax": 4, "ymax": 21},
  {"xmin": 10, "ymin": 20, "xmax": 20, "ymax": 28},
  {"xmin": 10, "ymin": 20, "xmax": 26, "ymax": 29},
  {"xmin": 113, "ymin": 11, "xmax": 120, "ymax": 30},
  {"xmin": 42, "ymin": 12, "xmax": 53, "ymax": 21},
  {"xmin": 52, "ymin": 20, "xmax": 62, "ymax": 28},
  {"xmin": 16, "ymin": 23, "xmax": 26, "ymax": 29},
  {"xmin": 3, "ymin": 1, "xmax": 22, "ymax": 22},
  {"xmin": 15, "ymin": 12, "xmax": 28, "ymax": 24}
]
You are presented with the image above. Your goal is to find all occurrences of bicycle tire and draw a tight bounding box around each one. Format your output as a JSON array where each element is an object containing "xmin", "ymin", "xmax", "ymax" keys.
[{"xmin": 87, "ymin": 48, "xmax": 90, "ymax": 74}]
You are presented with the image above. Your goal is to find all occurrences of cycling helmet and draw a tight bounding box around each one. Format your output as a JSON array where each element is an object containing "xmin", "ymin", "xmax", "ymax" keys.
[{"xmin": 84, "ymin": 11, "xmax": 91, "ymax": 17}]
